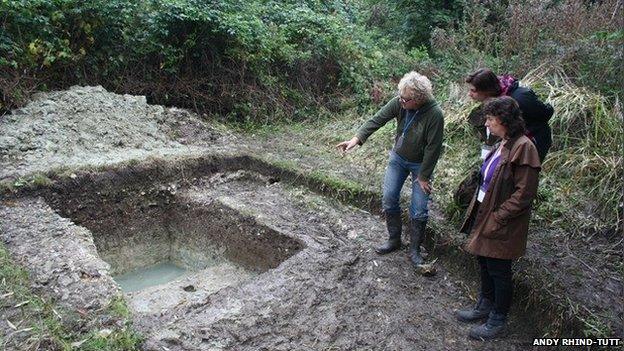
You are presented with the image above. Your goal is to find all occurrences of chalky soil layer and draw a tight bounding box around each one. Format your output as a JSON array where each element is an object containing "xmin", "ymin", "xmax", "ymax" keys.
[{"xmin": 2, "ymin": 157, "xmax": 539, "ymax": 350}]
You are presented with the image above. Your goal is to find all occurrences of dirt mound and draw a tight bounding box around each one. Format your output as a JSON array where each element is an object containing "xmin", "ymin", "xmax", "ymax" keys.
[{"xmin": 0, "ymin": 86, "xmax": 221, "ymax": 179}]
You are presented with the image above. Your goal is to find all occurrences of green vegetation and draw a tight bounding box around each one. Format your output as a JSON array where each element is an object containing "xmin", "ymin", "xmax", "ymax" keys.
[
  {"xmin": 308, "ymin": 169, "xmax": 373, "ymax": 204},
  {"xmin": 0, "ymin": 173, "xmax": 54, "ymax": 194},
  {"xmin": 0, "ymin": 244, "xmax": 141, "ymax": 350},
  {"xmin": 363, "ymin": 0, "xmax": 466, "ymax": 50},
  {"xmin": 0, "ymin": 0, "xmax": 412, "ymax": 119}
]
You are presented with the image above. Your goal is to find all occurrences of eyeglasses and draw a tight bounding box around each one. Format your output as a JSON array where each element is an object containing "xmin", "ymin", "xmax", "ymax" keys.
[{"xmin": 399, "ymin": 96, "xmax": 414, "ymax": 103}]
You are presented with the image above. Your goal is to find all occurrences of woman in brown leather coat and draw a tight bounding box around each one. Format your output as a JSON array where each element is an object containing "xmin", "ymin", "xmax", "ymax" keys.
[{"xmin": 456, "ymin": 96, "xmax": 541, "ymax": 340}]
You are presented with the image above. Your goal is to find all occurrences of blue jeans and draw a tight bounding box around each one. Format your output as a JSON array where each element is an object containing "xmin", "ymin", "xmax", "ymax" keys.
[{"xmin": 382, "ymin": 150, "xmax": 430, "ymax": 220}]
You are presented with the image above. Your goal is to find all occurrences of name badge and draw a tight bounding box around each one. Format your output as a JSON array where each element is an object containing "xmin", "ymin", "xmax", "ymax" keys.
[{"xmin": 477, "ymin": 189, "xmax": 485, "ymax": 202}]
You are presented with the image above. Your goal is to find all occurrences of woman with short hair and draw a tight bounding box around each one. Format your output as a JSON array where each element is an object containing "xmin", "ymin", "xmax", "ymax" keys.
[
  {"xmin": 337, "ymin": 71, "xmax": 444, "ymax": 267},
  {"xmin": 456, "ymin": 96, "xmax": 541, "ymax": 340}
]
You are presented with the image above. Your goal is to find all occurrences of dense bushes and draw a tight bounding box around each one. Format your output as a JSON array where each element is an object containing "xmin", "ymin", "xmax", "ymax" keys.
[
  {"xmin": 2, "ymin": 0, "xmax": 620, "ymax": 119},
  {"xmin": 363, "ymin": 0, "xmax": 466, "ymax": 49},
  {"xmin": 0, "ymin": 0, "xmax": 409, "ymax": 118},
  {"xmin": 0, "ymin": 0, "xmax": 135, "ymax": 110},
  {"xmin": 0, "ymin": 0, "xmax": 130, "ymax": 70}
]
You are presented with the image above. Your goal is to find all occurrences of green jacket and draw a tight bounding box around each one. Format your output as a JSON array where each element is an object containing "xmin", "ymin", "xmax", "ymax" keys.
[{"xmin": 356, "ymin": 97, "xmax": 444, "ymax": 181}]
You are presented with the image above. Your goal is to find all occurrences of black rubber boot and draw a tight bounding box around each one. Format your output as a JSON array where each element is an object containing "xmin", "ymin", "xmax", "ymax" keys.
[
  {"xmin": 409, "ymin": 219, "xmax": 426, "ymax": 266},
  {"xmin": 375, "ymin": 213, "xmax": 402, "ymax": 254},
  {"xmin": 456, "ymin": 296, "xmax": 494, "ymax": 323},
  {"xmin": 469, "ymin": 311, "xmax": 507, "ymax": 340}
]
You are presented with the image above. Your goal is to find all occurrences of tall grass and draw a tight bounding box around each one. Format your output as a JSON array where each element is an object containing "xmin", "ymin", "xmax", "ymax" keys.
[
  {"xmin": 429, "ymin": 0, "xmax": 623, "ymax": 97},
  {"xmin": 523, "ymin": 67, "xmax": 623, "ymax": 230}
]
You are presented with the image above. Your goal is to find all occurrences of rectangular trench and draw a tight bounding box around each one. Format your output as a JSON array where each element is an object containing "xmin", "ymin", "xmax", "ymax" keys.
[{"xmin": 42, "ymin": 163, "xmax": 304, "ymax": 314}]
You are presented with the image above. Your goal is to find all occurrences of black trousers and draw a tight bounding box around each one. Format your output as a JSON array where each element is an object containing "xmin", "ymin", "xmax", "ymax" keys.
[{"xmin": 477, "ymin": 255, "xmax": 513, "ymax": 316}]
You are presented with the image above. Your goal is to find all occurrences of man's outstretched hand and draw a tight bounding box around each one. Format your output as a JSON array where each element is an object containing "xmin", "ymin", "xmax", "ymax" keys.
[{"xmin": 336, "ymin": 136, "xmax": 360, "ymax": 153}]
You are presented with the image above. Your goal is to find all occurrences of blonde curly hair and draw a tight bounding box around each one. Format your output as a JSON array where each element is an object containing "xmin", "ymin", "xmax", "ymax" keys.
[{"xmin": 397, "ymin": 71, "xmax": 433, "ymax": 105}]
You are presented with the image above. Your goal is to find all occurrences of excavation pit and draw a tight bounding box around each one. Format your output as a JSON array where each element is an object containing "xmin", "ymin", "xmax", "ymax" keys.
[{"xmin": 43, "ymin": 166, "xmax": 305, "ymax": 315}]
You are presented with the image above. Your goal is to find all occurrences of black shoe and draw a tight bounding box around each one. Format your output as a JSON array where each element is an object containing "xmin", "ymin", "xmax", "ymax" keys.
[
  {"xmin": 456, "ymin": 296, "xmax": 493, "ymax": 323},
  {"xmin": 469, "ymin": 311, "xmax": 507, "ymax": 340},
  {"xmin": 375, "ymin": 213, "xmax": 402, "ymax": 254},
  {"xmin": 375, "ymin": 239, "xmax": 401, "ymax": 254},
  {"xmin": 409, "ymin": 219, "xmax": 426, "ymax": 266}
]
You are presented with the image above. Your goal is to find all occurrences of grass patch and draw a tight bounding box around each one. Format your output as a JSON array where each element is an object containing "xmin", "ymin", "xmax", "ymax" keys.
[
  {"xmin": 0, "ymin": 243, "xmax": 142, "ymax": 350},
  {"xmin": 0, "ymin": 173, "xmax": 54, "ymax": 193},
  {"xmin": 308, "ymin": 169, "xmax": 372, "ymax": 204}
]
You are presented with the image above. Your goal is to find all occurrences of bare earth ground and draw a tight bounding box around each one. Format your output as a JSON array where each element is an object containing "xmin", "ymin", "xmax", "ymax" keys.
[
  {"xmin": 0, "ymin": 172, "xmax": 537, "ymax": 350},
  {"xmin": 0, "ymin": 87, "xmax": 621, "ymax": 350},
  {"xmin": 240, "ymin": 114, "xmax": 624, "ymax": 340}
]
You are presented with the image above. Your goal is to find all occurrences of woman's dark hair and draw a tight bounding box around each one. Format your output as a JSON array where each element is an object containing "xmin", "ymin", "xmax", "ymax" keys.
[
  {"xmin": 482, "ymin": 96, "xmax": 526, "ymax": 138},
  {"xmin": 466, "ymin": 68, "xmax": 502, "ymax": 97}
]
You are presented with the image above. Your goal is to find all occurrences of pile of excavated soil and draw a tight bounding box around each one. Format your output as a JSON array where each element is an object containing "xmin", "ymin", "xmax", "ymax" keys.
[{"xmin": 0, "ymin": 86, "xmax": 224, "ymax": 180}]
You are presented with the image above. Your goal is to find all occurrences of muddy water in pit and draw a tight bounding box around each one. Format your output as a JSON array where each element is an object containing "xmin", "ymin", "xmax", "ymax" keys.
[
  {"xmin": 114, "ymin": 261, "xmax": 187, "ymax": 293},
  {"xmin": 120, "ymin": 261, "xmax": 257, "ymax": 314},
  {"xmin": 109, "ymin": 230, "xmax": 261, "ymax": 314}
]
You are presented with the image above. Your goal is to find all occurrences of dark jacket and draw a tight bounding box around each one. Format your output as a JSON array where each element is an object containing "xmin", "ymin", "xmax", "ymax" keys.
[
  {"xmin": 356, "ymin": 97, "xmax": 444, "ymax": 181},
  {"xmin": 505, "ymin": 79, "xmax": 554, "ymax": 162},
  {"xmin": 460, "ymin": 135, "xmax": 541, "ymax": 259}
]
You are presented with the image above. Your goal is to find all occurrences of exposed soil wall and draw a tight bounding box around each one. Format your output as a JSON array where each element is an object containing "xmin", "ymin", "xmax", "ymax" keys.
[
  {"xmin": 169, "ymin": 198, "xmax": 304, "ymax": 272},
  {"xmin": 42, "ymin": 166, "xmax": 304, "ymax": 276}
]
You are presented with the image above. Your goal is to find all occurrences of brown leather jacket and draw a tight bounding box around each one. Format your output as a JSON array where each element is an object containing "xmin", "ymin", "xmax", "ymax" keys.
[{"xmin": 460, "ymin": 135, "xmax": 541, "ymax": 259}]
